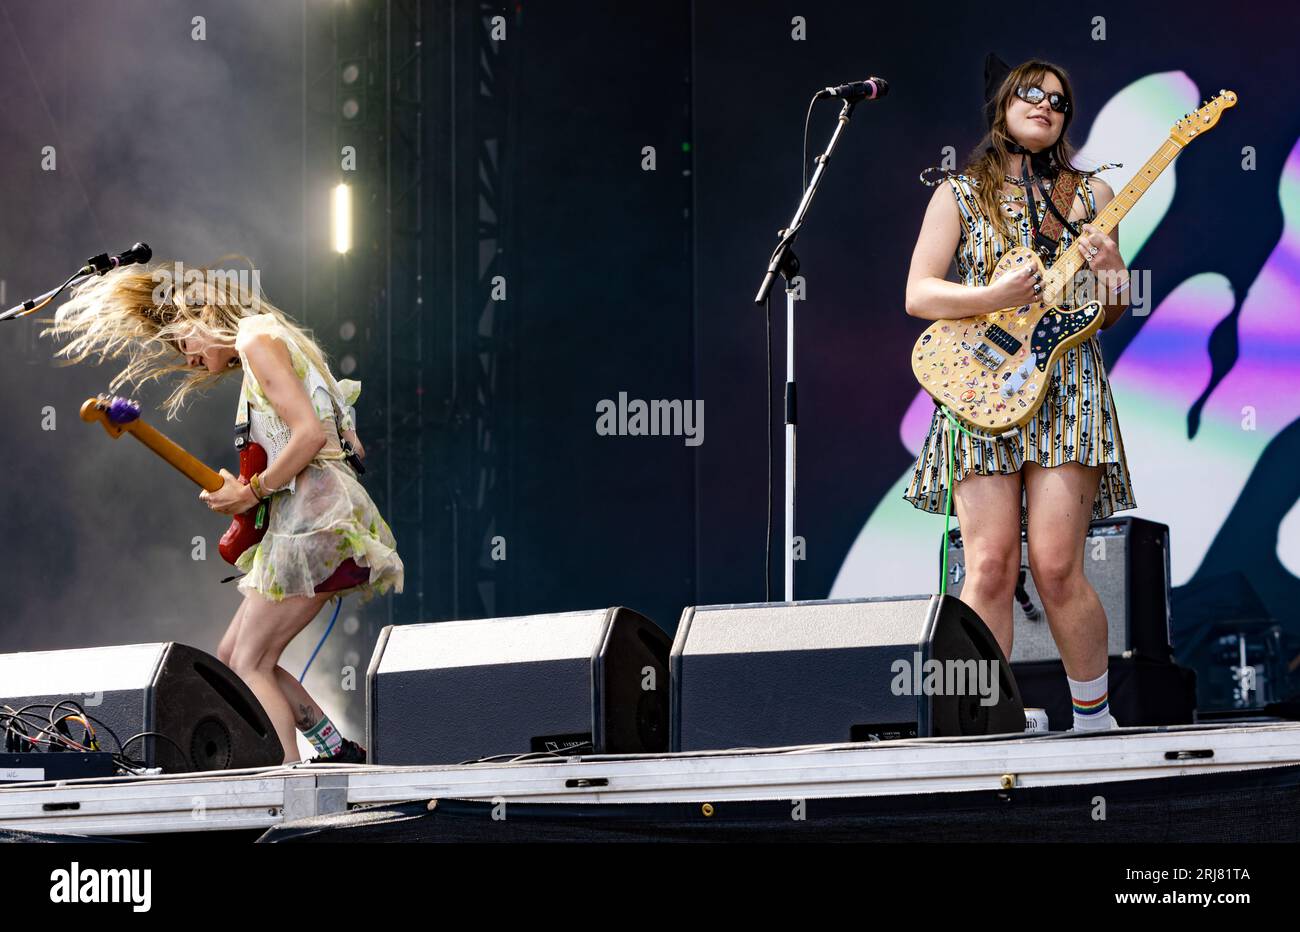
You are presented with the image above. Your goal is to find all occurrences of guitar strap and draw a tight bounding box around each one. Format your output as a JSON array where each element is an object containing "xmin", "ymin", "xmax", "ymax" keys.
[
  {"xmin": 238, "ymin": 391, "xmax": 363, "ymax": 478},
  {"xmin": 1020, "ymin": 158, "xmax": 1082, "ymax": 261},
  {"xmin": 219, "ymin": 397, "xmax": 266, "ymax": 585}
]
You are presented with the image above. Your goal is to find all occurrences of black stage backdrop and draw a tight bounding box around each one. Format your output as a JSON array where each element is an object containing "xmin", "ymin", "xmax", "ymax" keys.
[{"xmin": 2, "ymin": 2, "xmax": 1298, "ymax": 727}]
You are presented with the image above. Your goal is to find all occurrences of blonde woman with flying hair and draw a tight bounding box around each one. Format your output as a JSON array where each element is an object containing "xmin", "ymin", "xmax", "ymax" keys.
[{"xmin": 43, "ymin": 262, "xmax": 404, "ymax": 764}]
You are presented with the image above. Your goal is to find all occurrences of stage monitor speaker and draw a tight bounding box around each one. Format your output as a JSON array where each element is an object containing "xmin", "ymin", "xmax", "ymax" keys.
[
  {"xmin": 670, "ymin": 594, "xmax": 1024, "ymax": 752},
  {"xmin": 945, "ymin": 516, "xmax": 1172, "ymax": 663},
  {"xmin": 367, "ymin": 607, "xmax": 671, "ymax": 765},
  {"xmin": 0, "ymin": 642, "xmax": 282, "ymax": 773}
]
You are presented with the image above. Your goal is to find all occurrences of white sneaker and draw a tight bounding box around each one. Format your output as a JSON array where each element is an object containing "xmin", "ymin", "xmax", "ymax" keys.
[{"xmin": 1068, "ymin": 712, "xmax": 1120, "ymax": 733}]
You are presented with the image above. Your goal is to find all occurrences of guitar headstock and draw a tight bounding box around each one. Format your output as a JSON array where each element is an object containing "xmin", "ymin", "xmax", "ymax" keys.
[
  {"xmin": 1170, "ymin": 89, "xmax": 1237, "ymax": 145},
  {"xmin": 80, "ymin": 394, "xmax": 142, "ymax": 438}
]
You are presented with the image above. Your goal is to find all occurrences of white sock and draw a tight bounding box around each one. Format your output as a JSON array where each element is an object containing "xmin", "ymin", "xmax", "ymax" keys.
[{"xmin": 1068, "ymin": 670, "xmax": 1114, "ymax": 731}]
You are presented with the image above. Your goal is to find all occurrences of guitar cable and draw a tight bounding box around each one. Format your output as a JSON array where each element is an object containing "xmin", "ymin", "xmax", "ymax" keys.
[
  {"xmin": 299, "ymin": 595, "xmax": 343, "ymax": 683},
  {"xmin": 2, "ymin": 701, "xmax": 167, "ymax": 770},
  {"xmin": 0, "ymin": 268, "xmax": 83, "ymax": 323},
  {"xmin": 936, "ymin": 404, "xmax": 1007, "ymax": 598}
]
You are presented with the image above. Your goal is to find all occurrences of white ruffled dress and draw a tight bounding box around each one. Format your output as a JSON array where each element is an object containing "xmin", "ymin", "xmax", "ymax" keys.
[{"xmin": 232, "ymin": 313, "xmax": 404, "ymax": 604}]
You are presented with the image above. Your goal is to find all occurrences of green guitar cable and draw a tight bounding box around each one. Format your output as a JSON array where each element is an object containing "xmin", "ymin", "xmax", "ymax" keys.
[{"xmin": 935, "ymin": 404, "xmax": 994, "ymax": 597}]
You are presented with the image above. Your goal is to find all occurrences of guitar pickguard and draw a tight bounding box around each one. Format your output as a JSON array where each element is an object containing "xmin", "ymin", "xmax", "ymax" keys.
[{"xmin": 1029, "ymin": 304, "xmax": 1103, "ymax": 372}]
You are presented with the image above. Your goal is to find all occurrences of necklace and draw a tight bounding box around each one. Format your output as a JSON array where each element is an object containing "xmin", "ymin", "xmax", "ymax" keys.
[{"xmin": 1003, "ymin": 173, "xmax": 1053, "ymax": 187}]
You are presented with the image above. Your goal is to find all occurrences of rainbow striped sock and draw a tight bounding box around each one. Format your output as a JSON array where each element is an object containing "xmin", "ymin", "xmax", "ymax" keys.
[{"xmin": 1068, "ymin": 670, "xmax": 1112, "ymax": 731}]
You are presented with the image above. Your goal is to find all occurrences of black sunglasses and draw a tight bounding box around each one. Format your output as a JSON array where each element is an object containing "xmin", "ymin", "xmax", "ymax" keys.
[{"xmin": 1015, "ymin": 84, "xmax": 1070, "ymax": 114}]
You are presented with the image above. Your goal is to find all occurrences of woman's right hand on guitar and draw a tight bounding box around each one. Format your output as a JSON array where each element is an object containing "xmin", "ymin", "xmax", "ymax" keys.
[{"xmin": 984, "ymin": 265, "xmax": 1042, "ymax": 311}]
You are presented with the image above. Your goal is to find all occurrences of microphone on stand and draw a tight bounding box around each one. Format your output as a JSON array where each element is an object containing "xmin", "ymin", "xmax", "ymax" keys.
[
  {"xmin": 78, "ymin": 242, "xmax": 152, "ymax": 277},
  {"xmin": 815, "ymin": 76, "xmax": 889, "ymax": 102},
  {"xmin": 1, "ymin": 243, "xmax": 155, "ymax": 322}
]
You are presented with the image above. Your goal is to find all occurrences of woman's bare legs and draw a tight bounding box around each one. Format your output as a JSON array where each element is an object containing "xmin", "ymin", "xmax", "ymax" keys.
[
  {"xmin": 216, "ymin": 599, "xmax": 249, "ymax": 668},
  {"xmin": 1023, "ymin": 460, "xmax": 1107, "ymax": 680},
  {"xmin": 951, "ymin": 467, "xmax": 1025, "ymax": 658},
  {"xmin": 273, "ymin": 666, "xmax": 329, "ymax": 743},
  {"xmin": 216, "ymin": 597, "xmax": 334, "ymax": 761},
  {"xmin": 224, "ymin": 590, "xmax": 337, "ymax": 764}
]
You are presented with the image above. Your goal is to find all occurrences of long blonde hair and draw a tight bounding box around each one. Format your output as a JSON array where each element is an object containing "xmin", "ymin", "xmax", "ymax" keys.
[
  {"xmin": 41, "ymin": 260, "xmax": 346, "ymax": 420},
  {"xmin": 963, "ymin": 59, "xmax": 1083, "ymax": 239}
]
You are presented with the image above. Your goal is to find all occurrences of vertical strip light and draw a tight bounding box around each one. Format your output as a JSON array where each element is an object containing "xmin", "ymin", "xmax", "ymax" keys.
[{"xmin": 332, "ymin": 183, "xmax": 352, "ymax": 254}]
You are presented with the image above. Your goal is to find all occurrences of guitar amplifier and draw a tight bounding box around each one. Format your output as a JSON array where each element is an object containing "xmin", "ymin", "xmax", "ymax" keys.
[{"xmin": 945, "ymin": 516, "xmax": 1172, "ymax": 663}]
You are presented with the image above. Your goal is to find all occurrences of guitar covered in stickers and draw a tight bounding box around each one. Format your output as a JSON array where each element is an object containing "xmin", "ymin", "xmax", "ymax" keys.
[{"xmin": 910, "ymin": 90, "xmax": 1237, "ymax": 435}]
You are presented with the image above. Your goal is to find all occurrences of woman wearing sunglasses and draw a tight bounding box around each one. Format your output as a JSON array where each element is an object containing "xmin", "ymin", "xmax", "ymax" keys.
[{"xmin": 903, "ymin": 57, "xmax": 1137, "ymax": 732}]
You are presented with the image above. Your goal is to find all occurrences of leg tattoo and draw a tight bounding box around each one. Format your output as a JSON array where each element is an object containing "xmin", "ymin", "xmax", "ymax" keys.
[{"xmin": 294, "ymin": 701, "xmax": 322, "ymax": 732}]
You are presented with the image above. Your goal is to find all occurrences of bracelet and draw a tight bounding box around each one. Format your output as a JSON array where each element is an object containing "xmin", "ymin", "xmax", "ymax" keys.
[
  {"xmin": 1102, "ymin": 273, "xmax": 1131, "ymax": 304},
  {"xmin": 249, "ymin": 472, "xmax": 266, "ymax": 501}
]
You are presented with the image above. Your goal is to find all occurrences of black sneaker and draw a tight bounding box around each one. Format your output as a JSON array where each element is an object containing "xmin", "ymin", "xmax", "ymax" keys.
[{"xmin": 308, "ymin": 738, "xmax": 367, "ymax": 764}]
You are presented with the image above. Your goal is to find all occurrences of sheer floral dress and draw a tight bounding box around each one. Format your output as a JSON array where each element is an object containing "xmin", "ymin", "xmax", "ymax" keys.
[{"xmin": 232, "ymin": 313, "xmax": 404, "ymax": 604}]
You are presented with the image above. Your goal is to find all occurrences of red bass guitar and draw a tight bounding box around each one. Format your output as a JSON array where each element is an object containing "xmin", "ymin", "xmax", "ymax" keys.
[{"xmin": 80, "ymin": 394, "xmax": 268, "ymax": 565}]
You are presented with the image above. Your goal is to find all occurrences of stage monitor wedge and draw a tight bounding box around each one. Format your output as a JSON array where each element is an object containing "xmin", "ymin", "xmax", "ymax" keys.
[
  {"xmin": 367, "ymin": 607, "xmax": 671, "ymax": 765},
  {"xmin": 671, "ymin": 594, "xmax": 1025, "ymax": 752},
  {"xmin": 0, "ymin": 642, "xmax": 282, "ymax": 773}
]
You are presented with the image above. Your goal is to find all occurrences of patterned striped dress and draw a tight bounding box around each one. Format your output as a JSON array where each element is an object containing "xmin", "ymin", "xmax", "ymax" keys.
[{"xmin": 902, "ymin": 171, "xmax": 1138, "ymax": 527}]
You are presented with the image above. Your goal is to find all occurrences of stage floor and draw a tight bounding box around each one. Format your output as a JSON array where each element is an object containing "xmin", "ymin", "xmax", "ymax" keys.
[{"xmin": 2, "ymin": 721, "xmax": 1299, "ymax": 838}]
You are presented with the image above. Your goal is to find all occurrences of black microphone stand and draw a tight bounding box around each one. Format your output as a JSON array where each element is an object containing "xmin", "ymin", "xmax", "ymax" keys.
[
  {"xmin": 0, "ymin": 247, "xmax": 151, "ymax": 323},
  {"xmin": 754, "ymin": 97, "xmax": 859, "ymax": 602},
  {"xmin": 0, "ymin": 269, "xmax": 95, "ymax": 323}
]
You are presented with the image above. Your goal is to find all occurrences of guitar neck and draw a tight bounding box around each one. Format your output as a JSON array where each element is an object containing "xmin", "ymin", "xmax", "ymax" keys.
[
  {"xmin": 1047, "ymin": 135, "xmax": 1183, "ymax": 299},
  {"xmin": 127, "ymin": 421, "xmax": 224, "ymax": 492}
]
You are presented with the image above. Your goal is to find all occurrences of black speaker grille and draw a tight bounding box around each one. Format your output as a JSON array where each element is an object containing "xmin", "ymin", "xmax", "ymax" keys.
[{"xmin": 190, "ymin": 716, "xmax": 233, "ymax": 771}]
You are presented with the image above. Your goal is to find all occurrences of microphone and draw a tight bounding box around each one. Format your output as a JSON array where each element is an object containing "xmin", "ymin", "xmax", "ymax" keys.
[
  {"xmin": 79, "ymin": 242, "xmax": 153, "ymax": 276},
  {"xmin": 816, "ymin": 77, "xmax": 889, "ymax": 102}
]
